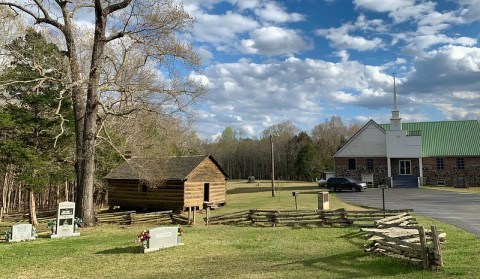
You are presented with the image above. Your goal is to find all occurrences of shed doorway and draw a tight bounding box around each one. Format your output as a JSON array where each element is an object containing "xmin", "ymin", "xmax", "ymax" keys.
[{"xmin": 204, "ymin": 183, "xmax": 210, "ymax": 202}]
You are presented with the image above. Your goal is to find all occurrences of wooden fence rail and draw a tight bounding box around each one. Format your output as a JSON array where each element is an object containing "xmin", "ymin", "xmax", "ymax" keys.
[
  {"xmin": 205, "ymin": 208, "xmax": 414, "ymax": 227},
  {"xmin": 362, "ymin": 213, "xmax": 445, "ymax": 270},
  {"xmin": 95, "ymin": 211, "xmax": 177, "ymax": 225},
  {"xmin": 1, "ymin": 210, "xmax": 190, "ymax": 226}
]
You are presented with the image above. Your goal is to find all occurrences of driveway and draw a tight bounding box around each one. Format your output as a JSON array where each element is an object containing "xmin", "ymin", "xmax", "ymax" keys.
[{"xmin": 336, "ymin": 188, "xmax": 480, "ymax": 237}]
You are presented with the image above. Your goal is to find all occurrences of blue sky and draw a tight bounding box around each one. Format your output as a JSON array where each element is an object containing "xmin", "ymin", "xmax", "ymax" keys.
[{"xmin": 179, "ymin": 0, "xmax": 480, "ymax": 140}]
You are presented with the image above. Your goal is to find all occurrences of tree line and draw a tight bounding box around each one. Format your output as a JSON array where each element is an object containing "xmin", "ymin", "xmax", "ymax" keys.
[{"xmin": 204, "ymin": 118, "xmax": 360, "ymax": 181}]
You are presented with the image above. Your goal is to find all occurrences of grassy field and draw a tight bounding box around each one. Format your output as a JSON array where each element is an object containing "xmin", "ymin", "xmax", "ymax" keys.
[{"xmin": 1, "ymin": 180, "xmax": 479, "ymax": 279}]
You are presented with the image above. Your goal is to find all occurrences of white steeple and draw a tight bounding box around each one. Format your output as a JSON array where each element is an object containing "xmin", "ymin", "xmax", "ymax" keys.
[{"xmin": 390, "ymin": 75, "xmax": 402, "ymax": 130}]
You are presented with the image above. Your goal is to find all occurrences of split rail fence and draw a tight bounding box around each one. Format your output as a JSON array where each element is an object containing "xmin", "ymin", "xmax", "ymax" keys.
[
  {"xmin": 1, "ymin": 210, "xmax": 189, "ymax": 226},
  {"xmin": 205, "ymin": 208, "xmax": 414, "ymax": 227},
  {"xmin": 94, "ymin": 210, "xmax": 189, "ymax": 225},
  {"xmin": 362, "ymin": 213, "xmax": 445, "ymax": 270}
]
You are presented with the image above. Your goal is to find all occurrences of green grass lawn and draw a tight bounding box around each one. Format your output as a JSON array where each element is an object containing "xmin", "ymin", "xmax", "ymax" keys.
[{"xmin": 1, "ymin": 180, "xmax": 479, "ymax": 279}]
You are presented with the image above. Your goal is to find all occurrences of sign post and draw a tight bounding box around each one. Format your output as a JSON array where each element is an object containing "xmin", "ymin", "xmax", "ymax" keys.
[{"xmin": 292, "ymin": 192, "xmax": 299, "ymax": 210}]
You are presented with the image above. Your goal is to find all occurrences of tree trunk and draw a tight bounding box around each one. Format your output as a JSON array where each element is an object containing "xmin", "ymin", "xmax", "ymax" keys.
[
  {"xmin": 78, "ymin": 2, "xmax": 108, "ymax": 226},
  {"xmin": 28, "ymin": 188, "xmax": 38, "ymax": 226},
  {"xmin": 64, "ymin": 180, "xmax": 69, "ymax": 202}
]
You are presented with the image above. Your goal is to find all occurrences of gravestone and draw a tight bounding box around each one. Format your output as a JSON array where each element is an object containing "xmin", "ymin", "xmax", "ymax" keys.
[
  {"xmin": 51, "ymin": 201, "xmax": 80, "ymax": 239},
  {"xmin": 143, "ymin": 226, "xmax": 183, "ymax": 253},
  {"xmin": 7, "ymin": 224, "xmax": 36, "ymax": 243}
]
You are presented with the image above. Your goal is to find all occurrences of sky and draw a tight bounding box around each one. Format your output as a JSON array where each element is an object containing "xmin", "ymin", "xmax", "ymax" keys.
[{"xmin": 178, "ymin": 0, "xmax": 480, "ymax": 140}]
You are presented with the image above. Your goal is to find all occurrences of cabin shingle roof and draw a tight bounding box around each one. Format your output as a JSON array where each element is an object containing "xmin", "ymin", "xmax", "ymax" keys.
[{"xmin": 104, "ymin": 155, "xmax": 228, "ymax": 181}]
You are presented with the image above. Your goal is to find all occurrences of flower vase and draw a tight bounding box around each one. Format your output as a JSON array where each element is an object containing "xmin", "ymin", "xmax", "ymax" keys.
[
  {"xmin": 177, "ymin": 235, "xmax": 182, "ymax": 244},
  {"xmin": 142, "ymin": 240, "xmax": 148, "ymax": 250}
]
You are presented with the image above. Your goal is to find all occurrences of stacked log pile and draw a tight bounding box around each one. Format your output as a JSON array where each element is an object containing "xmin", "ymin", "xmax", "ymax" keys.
[{"xmin": 362, "ymin": 213, "xmax": 445, "ymax": 270}]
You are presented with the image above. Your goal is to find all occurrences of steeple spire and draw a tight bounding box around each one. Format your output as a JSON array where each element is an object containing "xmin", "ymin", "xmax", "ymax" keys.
[
  {"xmin": 390, "ymin": 74, "xmax": 402, "ymax": 130},
  {"xmin": 393, "ymin": 75, "xmax": 398, "ymax": 111}
]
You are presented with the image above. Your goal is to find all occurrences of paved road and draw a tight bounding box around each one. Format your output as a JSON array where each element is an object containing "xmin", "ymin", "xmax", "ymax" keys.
[{"xmin": 336, "ymin": 188, "xmax": 480, "ymax": 237}]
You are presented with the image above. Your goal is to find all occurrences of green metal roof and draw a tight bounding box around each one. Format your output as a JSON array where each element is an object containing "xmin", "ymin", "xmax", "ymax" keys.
[{"xmin": 379, "ymin": 120, "xmax": 480, "ymax": 157}]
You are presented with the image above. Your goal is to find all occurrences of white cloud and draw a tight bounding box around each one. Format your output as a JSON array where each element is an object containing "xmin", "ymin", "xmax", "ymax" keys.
[
  {"xmin": 191, "ymin": 12, "xmax": 259, "ymax": 44},
  {"xmin": 335, "ymin": 50, "xmax": 350, "ymax": 62},
  {"xmin": 354, "ymin": 0, "xmax": 435, "ymax": 23},
  {"xmin": 353, "ymin": 0, "xmax": 415, "ymax": 13},
  {"xmin": 399, "ymin": 45, "xmax": 480, "ymax": 120},
  {"xmin": 452, "ymin": 91, "xmax": 480, "ymax": 101},
  {"xmin": 354, "ymin": 14, "xmax": 387, "ymax": 32},
  {"xmin": 240, "ymin": 26, "xmax": 312, "ymax": 55},
  {"xmin": 458, "ymin": 0, "xmax": 480, "ymax": 23},
  {"xmin": 195, "ymin": 57, "xmax": 398, "ymax": 137},
  {"xmin": 253, "ymin": 2, "xmax": 305, "ymax": 23},
  {"xmin": 196, "ymin": 46, "xmax": 214, "ymax": 64},
  {"xmin": 316, "ymin": 25, "xmax": 383, "ymax": 51}
]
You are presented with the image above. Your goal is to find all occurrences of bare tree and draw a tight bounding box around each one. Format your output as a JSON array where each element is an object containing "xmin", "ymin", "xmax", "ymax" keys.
[{"xmin": 0, "ymin": 0, "xmax": 205, "ymax": 225}]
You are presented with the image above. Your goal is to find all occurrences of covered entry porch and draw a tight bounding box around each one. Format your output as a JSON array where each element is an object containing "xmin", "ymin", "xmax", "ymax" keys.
[{"xmin": 387, "ymin": 158, "xmax": 424, "ymax": 188}]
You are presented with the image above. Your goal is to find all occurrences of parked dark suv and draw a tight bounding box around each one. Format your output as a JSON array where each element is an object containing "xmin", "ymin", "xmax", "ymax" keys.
[{"xmin": 327, "ymin": 177, "xmax": 367, "ymax": 192}]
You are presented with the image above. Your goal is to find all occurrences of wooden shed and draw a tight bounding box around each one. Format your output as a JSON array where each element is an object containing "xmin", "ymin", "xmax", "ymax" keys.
[{"xmin": 105, "ymin": 155, "xmax": 229, "ymax": 211}]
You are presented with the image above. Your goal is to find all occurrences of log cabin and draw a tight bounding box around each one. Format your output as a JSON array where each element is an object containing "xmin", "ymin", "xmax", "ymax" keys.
[{"xmin": 105, "ymin": 155, "xmax": 229, "ymax": 211}]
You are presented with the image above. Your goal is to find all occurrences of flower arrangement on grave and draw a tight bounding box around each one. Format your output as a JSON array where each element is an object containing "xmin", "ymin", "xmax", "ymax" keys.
[
  {"xmin": 74, "ymin": 217, "xmax": 83, "ymax": 232},
  {"xmin": 138, "ymin": 229, "xmax": 150, "ymax": 249},
  {"xmin": 4, "ymin": 231, "xmax": 11, "ymax": 241},
  {"xmin": 47, "ymin": 220, "xmax": 56, "ymax": 234},
  {"xmin": 178, "ymin": 227, "xmax": 184, "ymax": 236}
]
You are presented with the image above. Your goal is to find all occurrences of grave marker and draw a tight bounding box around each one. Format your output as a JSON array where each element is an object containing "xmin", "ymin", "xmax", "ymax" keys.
[
  {"xmin": 51, "ymin": 201, "xmax": 80, "ymax": 239},
  {"xmin": 7, "ymin": 224, "xmax": 36, "ymax": 243},
  {"xmin": 143, "ymin": 226, "xmax": 183, "ymax": 253}
]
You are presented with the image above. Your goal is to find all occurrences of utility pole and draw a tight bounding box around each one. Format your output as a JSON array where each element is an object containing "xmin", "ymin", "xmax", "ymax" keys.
[{"xmin": 270, "ymin": 135, "xmax": 276, "ymax": 197}]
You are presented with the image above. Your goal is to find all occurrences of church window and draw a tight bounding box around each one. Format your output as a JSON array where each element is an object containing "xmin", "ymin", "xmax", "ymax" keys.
[
  {"xmin": 436, "ymin": 158, "xmax": 444, "ymax": 170},
  {"xmin": 348, "ymin": 159, "xmax": 356, "ymax": 170},
  {"xmin": 366, "ymin": 159, "xmax": 374, "ymax": 170}
]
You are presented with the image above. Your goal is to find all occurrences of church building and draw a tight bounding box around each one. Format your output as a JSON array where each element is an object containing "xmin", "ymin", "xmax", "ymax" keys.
[{"xmin": 333, "ymin": 79, "xmax": 480, "ymax": 188}]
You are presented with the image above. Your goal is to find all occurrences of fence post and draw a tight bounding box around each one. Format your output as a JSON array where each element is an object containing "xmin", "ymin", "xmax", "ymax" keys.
[
  {"xmin": 418, "ymin": 226, "xmax": 429, "ymax": 270},
  {"xmin": 430, "ymin": 225, "xmax": 443, "ymax": 270},
  {"xmin": 192, "ymin": 207, "xmax": 196, "ymax": 225},
  {"xmin": 0, "ymin": 207, "xmax": 3, "ymax": 222},
  {"xmin": 188, "ymin": 207, "xmax": 192, "ymax": 225},
  {"xmin": 129, "ymin": 212, "xmax": 135, "ymax": 225},
  {"xmin": 206, "ymin": 206, "xmax": 210, "ymax": 226}
]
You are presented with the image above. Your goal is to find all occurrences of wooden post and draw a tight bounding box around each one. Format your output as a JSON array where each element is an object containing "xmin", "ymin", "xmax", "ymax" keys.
[
  {"xmin": 430, "ymin": 225, "xmax": 443, "ymax": 270},
  {"xmin": 193, "ymin": 207, "xmax": 196, "ymax": 225},
  {"xmin": 206, "ymin": 206, "xmax": 210, "ymax": 226},
  {"xmin": 418, "ymin": 226, "xmax": 429, "ymax": 270},
  {"xmin": 0, "ymin": 206, "xmax": 3, "ymax": 222},
  {"xmin": 270, "ymin": 135, "xmax": 275, "ymax": 197},
  {"xmin": 188, "ymin": 207, "xmax": 192, "ymax": 225}
]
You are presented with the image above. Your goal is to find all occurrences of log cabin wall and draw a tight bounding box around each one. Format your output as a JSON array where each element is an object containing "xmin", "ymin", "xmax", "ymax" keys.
[
  {"xmin": 184, "ymin": 158, "xmax": 227, "ymax": 208},
  {"xmin": 108, "ymin": 179, "xmax": 184, "ymax": 210}
]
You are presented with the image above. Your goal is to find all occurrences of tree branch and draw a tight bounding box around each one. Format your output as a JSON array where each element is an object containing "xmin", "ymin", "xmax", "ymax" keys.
[{"xmin": 0, "ymin": 1, "xmax": 65, "ymax": 31}]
